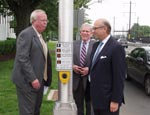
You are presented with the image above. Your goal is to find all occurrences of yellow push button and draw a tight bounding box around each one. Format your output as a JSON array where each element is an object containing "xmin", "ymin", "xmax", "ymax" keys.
[{"xmin": 59, "ymin": 71, "xmax": 70, "ymax": 84}]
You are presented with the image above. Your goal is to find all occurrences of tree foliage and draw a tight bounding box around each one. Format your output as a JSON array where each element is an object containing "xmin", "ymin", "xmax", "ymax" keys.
[
  {"xmin": 0, "ymin": 0, "xmax": 91, "ymax": 37},
  {"xmin": 74, "ymin": 0, "xmax": 91, "ymax": 9},
  {"xmin": 130, "ymin": 23, "xmax": 150, "ymax": 39},
  {"xmin": 0, "ymin": 0, "xmax": 41, "ymax": 36}
]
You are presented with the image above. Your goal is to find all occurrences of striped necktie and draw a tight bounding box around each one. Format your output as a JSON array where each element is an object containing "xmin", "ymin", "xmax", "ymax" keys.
[{"xmin": 80, "ymin": 41, "xmax": 87, "ymax": 67}]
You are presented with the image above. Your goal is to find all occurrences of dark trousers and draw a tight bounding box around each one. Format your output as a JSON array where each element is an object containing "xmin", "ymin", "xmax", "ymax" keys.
[
  {"xmin": 94, "ymin": 108, "xmax": 119, "ymax": 115},
  {"xmin": 16, "ymin": 82, "xmax": 44, "ymax": 115},
  {"xmin": 73, "ymin": 78, "xmax": 92, "ymax": 115}
]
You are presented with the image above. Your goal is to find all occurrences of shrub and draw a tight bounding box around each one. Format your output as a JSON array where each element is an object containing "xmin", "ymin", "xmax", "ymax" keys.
[{"xmin": 0, "ymin": 38, "xmax": 16, "ymax": 55}]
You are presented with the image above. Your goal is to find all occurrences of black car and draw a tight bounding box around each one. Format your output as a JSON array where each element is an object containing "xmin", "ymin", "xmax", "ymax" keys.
[{"xmin": 126, "ymin": 47, "xmax": 150, "ymax": 96}]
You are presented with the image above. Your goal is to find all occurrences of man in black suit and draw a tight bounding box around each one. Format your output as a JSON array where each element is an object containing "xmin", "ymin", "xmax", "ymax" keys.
[
  {"xmin": 11, "ymin": 9, "xmax": 52, "ymax": 115},
  {"xmin": 73, "ymin": 23, "xmax": 95, "ymax": 115},
  {"xmin": 90, "ymin": 18, "xmax": 125, "ymax": 115}
]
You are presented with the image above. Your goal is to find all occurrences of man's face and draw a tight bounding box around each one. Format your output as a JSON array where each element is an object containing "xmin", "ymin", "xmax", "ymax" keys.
[
  {"xmin": 93, "ymin": 20, "xmax": 105, "ymax": 40},
  {"xmin": 80, "ymin": 26, "xmax": 93, "ymax": 41},
  {"xmin": 33, "ymin": 13, "xmax": 48, "ymax": 33}
]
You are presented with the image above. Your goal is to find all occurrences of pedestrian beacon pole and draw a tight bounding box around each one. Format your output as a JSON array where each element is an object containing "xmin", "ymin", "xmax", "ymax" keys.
[{"xmin": 53, "ymin": 0, "xmax": 77, "ymax": 115}]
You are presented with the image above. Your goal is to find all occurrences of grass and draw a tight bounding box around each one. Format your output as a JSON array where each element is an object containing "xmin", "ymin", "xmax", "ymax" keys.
[{"xmin": 0, "ymin": 41, "xmax": 58, "ymax": 115}]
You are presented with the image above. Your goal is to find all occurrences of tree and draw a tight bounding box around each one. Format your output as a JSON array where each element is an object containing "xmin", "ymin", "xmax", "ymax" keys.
[
  {"xmin": 0, "ymin": 0, "xmax": 40, "ymax": 36},
  {"xmin": 130, "ymin": 23, "xmax": 150, "ymax": 39},
  {"xmin": 0, "ymin": 0, "xmax": 59, "ymax": 37},
  {"xmin": 37, "ymin": 0, "xmax": 58, "ymax": 40},
  {"xmin": 0, "ymin": 0, "xmax": 91, "ymax": 37},
  {"xmin": 74, "ymin": 0, "xmax": 91, "ymax": 9}
]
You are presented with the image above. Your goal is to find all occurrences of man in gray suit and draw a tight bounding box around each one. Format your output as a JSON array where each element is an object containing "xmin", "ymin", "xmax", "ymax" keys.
[
  {"xmin": 11, "ymin": 9, "xmax": 52, "ymax": 115},
  {"xmin": 73, "ymin": 23, "xmax": 95, "ymax": 115}
]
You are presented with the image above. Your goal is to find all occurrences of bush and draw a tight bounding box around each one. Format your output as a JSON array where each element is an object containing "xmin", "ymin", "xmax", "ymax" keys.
[{"xmin": 0, "ymin": 38, "xmax": 16, "ymax": 55}]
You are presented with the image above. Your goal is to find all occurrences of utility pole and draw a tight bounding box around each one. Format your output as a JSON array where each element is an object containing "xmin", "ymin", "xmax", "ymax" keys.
[
  {"xmin": 53, "ymin": 0, "xmax": 77, "ymax": 114},
  {"xmin": 128, "ymin": 1, "xmax": 132, "ymax": 40},
  {"xmin": 113, "ymin": 16, "xmax": 116, "ymax": 36},
  {"xmin": 137, "ymin": 17, "xmax": 139, "ymax": 39},
  {"xmin": 122, "ymin": 1, "xmax": 135, "ymax": 40}
]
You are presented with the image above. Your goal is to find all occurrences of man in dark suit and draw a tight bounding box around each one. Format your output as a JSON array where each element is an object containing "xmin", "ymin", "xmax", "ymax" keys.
[
  {"xmin": 11, "ymin": 9, "xmax": 52, "ymax": 115},
  {"xmin": 90, "ymin": 18, "xmax": 126, "ymax": 115},
  {"xmin": 73, "ymin": 23, "xmax": 95, "ymax": 115}
]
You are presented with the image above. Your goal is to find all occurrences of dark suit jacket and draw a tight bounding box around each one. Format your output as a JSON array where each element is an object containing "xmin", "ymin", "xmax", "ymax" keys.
[
  {"xmin": 12, "ymin": 26, "xmax": 52, "ymax": 91},
  {"xmin": 90, "ymin": 36, "xmax": 125, "ymax": 109},
  {"xmin": 73, "ymin": 39, "xmax": 95, "ymax": 91}
]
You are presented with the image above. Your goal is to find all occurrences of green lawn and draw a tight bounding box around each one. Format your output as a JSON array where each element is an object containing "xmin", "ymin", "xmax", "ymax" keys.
[{"xmin": 0, "ymin": 41, "xmax": 58, "ymax": 115}]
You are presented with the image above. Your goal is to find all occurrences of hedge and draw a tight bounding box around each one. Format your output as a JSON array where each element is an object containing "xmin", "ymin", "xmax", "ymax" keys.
[{"xmin": 0, "ymin": 38, "xmax": 16, "ymax": 55}]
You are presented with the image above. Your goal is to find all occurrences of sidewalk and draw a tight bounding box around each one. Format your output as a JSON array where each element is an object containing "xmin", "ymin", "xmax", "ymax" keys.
[{"xmin": 47, "ymin": 89, "xmax": 58, "ymax": 101}]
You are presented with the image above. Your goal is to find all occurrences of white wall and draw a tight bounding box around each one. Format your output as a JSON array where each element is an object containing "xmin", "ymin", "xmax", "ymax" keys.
[{"xmin": 0, "ymin": 24, "xmax": 7, "ymax": 41}]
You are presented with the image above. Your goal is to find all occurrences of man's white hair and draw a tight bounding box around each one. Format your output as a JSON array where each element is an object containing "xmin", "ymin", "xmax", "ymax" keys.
[
  {"xmin": 80, "ymin": 23, "xmax": 93, "ymax": 31},
  {"xmin": 30, "ymin": 9, "xmax": 46, "ymax": 24}
]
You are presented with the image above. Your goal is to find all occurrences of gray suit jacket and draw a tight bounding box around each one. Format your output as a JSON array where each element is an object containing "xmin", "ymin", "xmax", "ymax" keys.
[
  {"xmin": 11, "ymin": 26, "xmax": 52, "ymax": 91},
  {"xmin": 73, "ymin": 39, "xmax": 95, "ymax": 91}
]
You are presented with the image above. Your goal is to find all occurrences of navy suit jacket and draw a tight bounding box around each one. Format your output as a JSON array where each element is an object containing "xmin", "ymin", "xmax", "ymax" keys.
[{"xmin": 90, "ymin": 36, "xmax": 125, "ymax": 109}]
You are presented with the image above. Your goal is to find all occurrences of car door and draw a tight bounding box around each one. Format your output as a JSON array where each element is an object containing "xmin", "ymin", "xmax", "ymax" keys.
[
  {"xmin": 127, "ymin": 48, "xmax": 140, "ymax": 79},
  {"xmin": 134, "ymin": 49, "xmax": 147, "ymax": 83}
]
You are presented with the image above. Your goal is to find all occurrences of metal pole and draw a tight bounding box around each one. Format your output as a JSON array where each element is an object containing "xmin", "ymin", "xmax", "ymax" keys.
[
  {"xmin": 128, "ymin": 1, "xmax": 132, "ymax": 39},
  {"xmin": 53, "ymin": 0, "xmax": 77, "ymax": 114}
]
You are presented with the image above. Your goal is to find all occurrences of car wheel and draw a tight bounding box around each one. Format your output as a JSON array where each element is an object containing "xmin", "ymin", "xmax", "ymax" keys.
[{"xmin": 144, "ymin": 76, "xmax": 150, "ymax": 96}]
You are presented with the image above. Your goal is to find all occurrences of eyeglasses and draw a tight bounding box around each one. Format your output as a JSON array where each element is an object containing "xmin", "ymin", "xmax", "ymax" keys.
[
  {"xmin": 92, "ymin": 26, "xmax": 104, "ymax": 30},
  {"xmin": 39, "ymin": 19, "xmax": 49, "ymax": 23}
]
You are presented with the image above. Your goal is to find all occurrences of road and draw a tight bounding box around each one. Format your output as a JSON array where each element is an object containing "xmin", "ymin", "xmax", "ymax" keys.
[
  {"xmin": 120, "ymin": 42, "xmax": 150, "ymax": 115},
  {"xmin": 120, "ymin": 81, "xmax": 150, "ymax": 115}
]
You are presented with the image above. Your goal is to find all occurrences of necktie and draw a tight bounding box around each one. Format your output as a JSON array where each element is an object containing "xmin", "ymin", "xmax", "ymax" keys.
[
  {"xmin": 80, "ymin": 41, "xmax": 87, "ymax": 67},
  {"xmin": 92, "ymin": 42, "xmax": 103, "ymax": 66},
  {"xmin": 39, "ymin": 35, "xmax": 48, "ymax": 81}
]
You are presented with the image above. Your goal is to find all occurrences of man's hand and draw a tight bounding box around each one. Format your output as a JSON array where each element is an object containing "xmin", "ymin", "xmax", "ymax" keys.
[
  {"xmin": 31, "ymin": 79, "xmax": 40, "ymax": 89},
  {"xmin": 110, "ymin": 101, "xmax": 119, "ymax": 112},
  {"xmin": 80, "ymin": 67, "xmax": 89, "ymax": 76},
  {"xmin": 73, "ymin": 65, "xmax": 82, "ymax": 74}
]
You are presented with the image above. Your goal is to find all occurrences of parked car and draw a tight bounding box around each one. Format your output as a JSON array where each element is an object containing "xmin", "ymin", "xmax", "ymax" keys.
[
  {"xmin": 126, "ymin": 46, "xmax": 150, "ymax": 96},
  {"xmin": 117, "ymin": 39, "xmax": 128, "ymax": 48}
]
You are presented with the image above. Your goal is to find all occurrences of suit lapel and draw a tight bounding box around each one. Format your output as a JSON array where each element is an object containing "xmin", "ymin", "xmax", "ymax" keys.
[
  {"xmin": 84, "ymin": 40, "xmax": 93, "ymax": 65},
  {"xmin": 31, "ymin": 27, "xmax": 45, "ymax": 59},
  {"xmin": 86, "ymin": 40, "xmax": 92, "ymax": 58},
  {"xmin": 92, "ymin": 38, "xmax": 112, "ymax": 69},
  {"xmin": 77, "ymin": 41, "xmax": 82, "ymax": 64}
]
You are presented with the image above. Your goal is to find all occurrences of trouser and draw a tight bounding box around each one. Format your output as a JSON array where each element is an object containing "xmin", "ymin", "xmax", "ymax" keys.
[
  {"xmin": 16, "ymin": 82, "xmax": 44, "ymax": 115},
  {"xmin": 94, "ymin": 108, "xmax": 120, "ymax": 115},
  {"xmin": 73, "ymin": 78, "xmax": 92, "ymax": 115}
]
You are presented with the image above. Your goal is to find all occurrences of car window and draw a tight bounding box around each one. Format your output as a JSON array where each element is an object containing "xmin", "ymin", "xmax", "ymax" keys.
[
  {"xmin": 130, "ymin": 49, "xmax": 140, "ymax": 58},
  {"xmin": 138, "ymin": 50, "xmax": 146, "ymax": 59}
]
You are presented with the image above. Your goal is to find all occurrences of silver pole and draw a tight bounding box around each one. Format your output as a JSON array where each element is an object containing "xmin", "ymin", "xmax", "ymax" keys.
[{"xmin": 53, "ymin": 0, "xmax": 77, "ymax": 114}]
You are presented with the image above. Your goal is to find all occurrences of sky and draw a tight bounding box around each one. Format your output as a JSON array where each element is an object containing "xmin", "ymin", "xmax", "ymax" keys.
[{"xmin": 85, "ymin": 0, "xmax": 150, "ymax": 34}]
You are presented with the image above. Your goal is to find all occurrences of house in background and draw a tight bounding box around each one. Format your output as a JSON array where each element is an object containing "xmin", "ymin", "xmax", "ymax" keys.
[{"xmin": 0, "ymin": 14, "xmax": 16, "ymax": 41}]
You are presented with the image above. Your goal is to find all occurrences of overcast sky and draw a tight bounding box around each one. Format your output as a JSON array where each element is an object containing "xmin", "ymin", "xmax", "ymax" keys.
[{"xmin": 85, "ymin": 0, "xmax": 150, "ymax": 33}]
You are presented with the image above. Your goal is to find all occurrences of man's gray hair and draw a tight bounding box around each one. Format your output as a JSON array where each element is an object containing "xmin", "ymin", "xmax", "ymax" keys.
[
  {"xmin": 30, "ymin": 9, "xmax": 46, "ymax": 24},
  {"xmin": 80, "ymin": 23, "xmax": 93, "ymax": 31}
]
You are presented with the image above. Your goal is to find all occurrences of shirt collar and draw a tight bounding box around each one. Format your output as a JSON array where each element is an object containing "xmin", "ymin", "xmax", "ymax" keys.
[
  {"xmin": 101, "ymin": 34, "xmax": 111, "ymax": 45},
  {"xmin": 82, "ymin": 39, "xmax": 90, "ymax": 44},
  {"xmin": 32, "ymin": 25, "xmax": 41, "ymax": 38}
]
